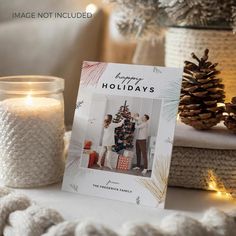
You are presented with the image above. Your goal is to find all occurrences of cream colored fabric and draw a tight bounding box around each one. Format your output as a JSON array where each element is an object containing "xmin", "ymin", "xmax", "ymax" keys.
[
  {"xmin": 0, "ymin": 188, "xmax": 236, "ymax": 236},
  {"xmin": 172, "ymin": 123, "xmax": 236, "ymax": 194},
  {"xmin": 174, "ymin": 122, "xmax": 236, "ymax": 150},
  {"xmin": 170, "ymin": 146, "xmax": 236, "ymax": 196},
  {"xmin": 0, "ymin": 10, "xmax": 103, "ymax": 126},
  {"xmin": 5, "ymin": 205, "xmax": 64, "ymax": 236},
  {"xmin": 0, "ymin": 193, "xmax": 31, "ymax": 235},
  {"xmin": 0, "ymin": 97, "xmax": 65, "ymax": 188}
]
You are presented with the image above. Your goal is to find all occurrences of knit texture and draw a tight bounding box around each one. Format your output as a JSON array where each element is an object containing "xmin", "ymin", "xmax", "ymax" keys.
[
  {"xmin": 0, "ymin": 187, "xmax": 235, "ymax": 236},
  {"xmin": 165, "ymin": 27, "xmax": 236, "ymax": 102},
  {"xmin": 0, "ymin": 98, "xmax": 65, "ymax": 188},
  {"xmin": 169, "ymin": 146, "xmax": 236, "ymax": 197}
]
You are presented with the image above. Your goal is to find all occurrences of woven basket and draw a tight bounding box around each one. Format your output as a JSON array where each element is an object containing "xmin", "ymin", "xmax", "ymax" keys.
[
  {"xmin": 165, "ymin": 27, "xmax": 236, "ymax": 101},
  {"xmin": 169, "ymin": 146, "xmax": 236, "ymax": 197}
]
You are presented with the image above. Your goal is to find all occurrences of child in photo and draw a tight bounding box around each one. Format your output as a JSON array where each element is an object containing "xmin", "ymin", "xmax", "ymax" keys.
[
  {"xmin": 132, "ymin": 113, "xmax": 140, "ymax": 123},
  {"xmin": 97, "ymin": 114, "xmax": 124, "ymax": 169},
  {"xmin": 133, "ymin": 114, "xmax": 150, "ymax": 175}
]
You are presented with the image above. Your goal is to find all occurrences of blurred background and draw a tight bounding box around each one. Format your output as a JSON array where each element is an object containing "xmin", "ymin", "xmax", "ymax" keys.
[{"xmin": 0, "ymin": 0, "xmax": 235, "ymax": 127}]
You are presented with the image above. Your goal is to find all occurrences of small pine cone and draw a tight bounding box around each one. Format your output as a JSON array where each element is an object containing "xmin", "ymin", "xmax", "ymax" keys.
[
  {"xmin": 179, "ymin": 49, "xmax": 225, "ymax": 130},
  {"xmin": 224, "ymin": 97, "xmax": 236, "ymax": 134}
]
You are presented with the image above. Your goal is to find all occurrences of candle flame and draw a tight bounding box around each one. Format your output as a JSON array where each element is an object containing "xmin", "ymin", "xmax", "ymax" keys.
[{"xmin": 25, "ymin": 93, "xmax": 33, "ymax": 106}]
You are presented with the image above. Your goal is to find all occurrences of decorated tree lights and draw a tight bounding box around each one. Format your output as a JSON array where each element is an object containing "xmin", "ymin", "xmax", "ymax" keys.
[{"xmin": 113, "ymin": 101, "xmax": 135, "ymax": 152}]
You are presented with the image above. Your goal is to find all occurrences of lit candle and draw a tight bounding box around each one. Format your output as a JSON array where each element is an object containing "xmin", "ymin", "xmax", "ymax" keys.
[{"xmin": 0, "ymin": 94, "xmax": 65, "ymax": 187}]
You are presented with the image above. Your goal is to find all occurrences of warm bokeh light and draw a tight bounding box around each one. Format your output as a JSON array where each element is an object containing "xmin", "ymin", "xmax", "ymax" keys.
[
  {"xmin": 208, "ymin": 183, "xmax": 215, "ymax": 190},
  {"xmin": 86, "ymin": 3, "xmax": 97, "ymax": 14},
  {"xmin": 25, "ymin": 93, "xmax": 33, "ymax": 106},
  {"xmin": 208, "ymin": 170, "xmax": 232, "ymax": 199}
]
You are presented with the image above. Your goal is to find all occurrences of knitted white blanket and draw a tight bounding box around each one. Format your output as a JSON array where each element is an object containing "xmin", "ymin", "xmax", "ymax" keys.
[{"xmin": 0, "ymin": 187, "xmax": 235, "ymax": 236}]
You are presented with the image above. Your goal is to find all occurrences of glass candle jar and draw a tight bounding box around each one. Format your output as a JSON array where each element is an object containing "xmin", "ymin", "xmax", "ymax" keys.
[{"xmin": 0, "ymin": 76, "xmax": 65, "ymax": 187}]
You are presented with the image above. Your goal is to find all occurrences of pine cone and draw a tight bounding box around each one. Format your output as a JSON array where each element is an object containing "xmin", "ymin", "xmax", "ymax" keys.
[
  {"xmin": 224, "ymin": 97, "xmax": 236, "ymax": 134},
  {"xmin": 179, "ymin": 49, "xmax": 225, "ymax": 130}
]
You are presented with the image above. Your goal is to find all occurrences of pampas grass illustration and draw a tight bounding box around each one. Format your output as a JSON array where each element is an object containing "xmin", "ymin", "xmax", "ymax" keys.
[
  {"xmin": 160, "ymin": 81, "xmax": 182, "ymax": 101},
  {"xmin": 81, "ymin": 62, "xmax": 108, "ymax": 86},
  {"xmin": 159, "ymin": 81, "xmax": 182, "ymax": 121},
  {"xmin": 137, "ymin": 156, "xmax": 170, "ymax": 204},
  {"xmin": 162, "ymin": 100, "xmax": 179, "ymax": 121}
]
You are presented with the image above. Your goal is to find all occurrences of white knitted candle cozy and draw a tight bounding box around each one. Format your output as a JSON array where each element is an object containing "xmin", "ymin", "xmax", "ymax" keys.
[
  {"xmin": 0, "ymin": 98, "xmax": 65, "ymax": 188},
  {"xmin": 0, "ymin": 187, "xmax": 235, "ymax": 236}
]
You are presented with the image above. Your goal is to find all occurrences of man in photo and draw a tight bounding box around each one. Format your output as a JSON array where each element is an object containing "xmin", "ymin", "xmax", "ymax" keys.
[{"xmin": 133, "ymin": 114, "xmax": 149, "ymax": 175}]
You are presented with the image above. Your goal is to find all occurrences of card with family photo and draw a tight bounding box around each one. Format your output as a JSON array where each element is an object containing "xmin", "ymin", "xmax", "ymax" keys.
[{"xmin": 62, "ymin": 61, "xmax": 183, "ymax": 208}]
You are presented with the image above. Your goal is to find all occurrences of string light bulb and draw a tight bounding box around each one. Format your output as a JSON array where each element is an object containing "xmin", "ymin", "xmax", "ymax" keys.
[
  {"xmin": 208, "ymin": 170, "xmax": 232, "ymax": 199},
  {"xmin": 86, "ymin": 4, "xmax": 97, "ymax": 14}
]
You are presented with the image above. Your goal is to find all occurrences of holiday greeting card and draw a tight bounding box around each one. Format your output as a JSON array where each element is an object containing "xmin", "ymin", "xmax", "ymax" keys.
[{"xmin": 62, "ymin": 62, "xmax": 183, "ymax": 208}]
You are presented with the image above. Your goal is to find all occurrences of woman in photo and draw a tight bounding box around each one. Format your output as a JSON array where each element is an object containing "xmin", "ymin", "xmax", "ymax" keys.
[{"xmin": 97, "ymin": 114, "xmax": 124, "ymax": 169}]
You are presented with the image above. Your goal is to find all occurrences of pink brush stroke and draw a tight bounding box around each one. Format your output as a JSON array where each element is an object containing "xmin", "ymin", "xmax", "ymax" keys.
[{"xmin": 81, "ymin": 62, "xmax": 108, "ymax": 87}]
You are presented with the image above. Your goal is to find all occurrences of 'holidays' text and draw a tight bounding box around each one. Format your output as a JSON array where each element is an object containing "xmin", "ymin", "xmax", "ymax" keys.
[{"xmin": 101, "ymin": 72, "xmax": 155, "ymax": 93}]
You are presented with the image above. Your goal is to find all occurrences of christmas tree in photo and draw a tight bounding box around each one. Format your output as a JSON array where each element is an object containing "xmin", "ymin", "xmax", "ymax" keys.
[{"xmin": 113, "ymin": 101, "xmax": 135, "ymax": 152}]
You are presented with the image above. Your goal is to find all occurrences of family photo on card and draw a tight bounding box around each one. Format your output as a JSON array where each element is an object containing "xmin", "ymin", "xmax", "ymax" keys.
[
  {"xmin": 62, "ymin": 62, "xmax": 182, "ymax": 207},
  {"xmin": 80, "ymin": 94, "xmax": 161, "ymax": 177}
]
